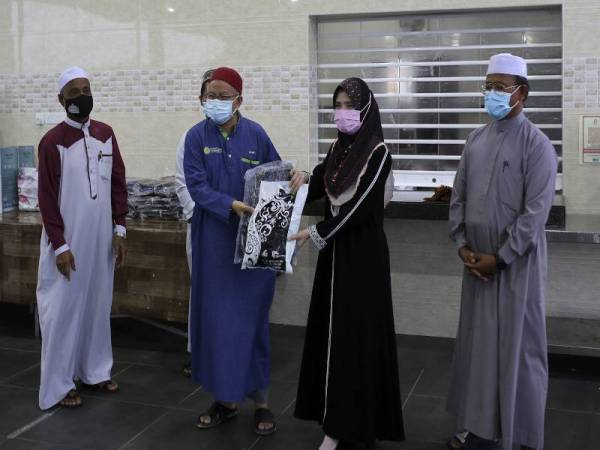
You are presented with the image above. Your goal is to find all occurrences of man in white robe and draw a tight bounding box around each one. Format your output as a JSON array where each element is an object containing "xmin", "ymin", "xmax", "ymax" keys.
[
  {"xmin": 175, "ymin": 68, "xmax": 214, "ymax": 377},
  {"xmin": 36, "ymin": 66, "xmax": 128, "ymax": 409}
]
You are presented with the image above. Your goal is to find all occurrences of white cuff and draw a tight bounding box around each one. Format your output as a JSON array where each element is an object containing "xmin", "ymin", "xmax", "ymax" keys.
[
  {"xmin": 114, "ymin": 225, "xmax": 127, "ymax": 238},
  {"xmin": 54, "ymin": 244, "xmax": 70, "ymax": 256},
  {"xmin": 308, "ymin": 225, "xmax": 327, "ymax": 250},
  {"xmin": 454, "ymin": 234, "xmax": 468, "ymax": 251}
]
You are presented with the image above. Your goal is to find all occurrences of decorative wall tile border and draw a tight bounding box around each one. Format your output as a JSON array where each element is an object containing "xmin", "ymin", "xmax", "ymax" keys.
[
  {"xmin": 563, "ymin": 57, "xmax": 600, "ymax": 110},
  {"xmin": 0, "ymin": 65, "xmax": 310, "ymax": 114}
]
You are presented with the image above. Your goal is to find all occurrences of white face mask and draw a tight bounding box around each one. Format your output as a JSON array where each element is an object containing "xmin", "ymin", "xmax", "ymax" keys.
[{"xmin": 204, "ymin": 98, "xmax": 238, "ymax": 125}]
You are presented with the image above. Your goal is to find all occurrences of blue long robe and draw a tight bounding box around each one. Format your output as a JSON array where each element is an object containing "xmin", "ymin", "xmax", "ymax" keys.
[{"xmin": 184, "ymin": 115, "xmax": 280, "ymax": 402}]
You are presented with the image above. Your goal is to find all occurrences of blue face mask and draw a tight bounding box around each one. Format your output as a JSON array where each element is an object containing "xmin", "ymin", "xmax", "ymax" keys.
[
  {"xmin": 204, "ymin": 98, "xmax": 237, "ymax": 125},
  {"xmin": 484, "ymin": 86, "xmax": 521, "ymax": 120}
]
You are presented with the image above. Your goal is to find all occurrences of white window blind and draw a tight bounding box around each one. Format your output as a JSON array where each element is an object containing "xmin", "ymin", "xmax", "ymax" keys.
[{"xmin": 316, "ymin": 8, "xmax": 563, "ymax": 195}]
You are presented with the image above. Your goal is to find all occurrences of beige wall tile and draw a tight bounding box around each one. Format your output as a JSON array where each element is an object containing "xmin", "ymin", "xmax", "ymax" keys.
[
  {"xmin": 204, "ymin": 0, "xmax": 302, "ymax": 22},
  {"xmin": 18, "ymin": 0, "xmax": 47, "ymax": 34},
  {"xmin": 92, "ymin": 113, "xmax": 141, "ymax": 156},
  {"xmin": 202, "ymin": 20, "xmax": 287, "ymax": 67},
  {"xmin": 140, "ymin": 25, "xmax": 210, "ymax": 68},
  {"xmin": 0, "ymin": 35, "xmax": 18, "ymax": 74},
  {"xmin": 139, "ymin": 0, "xmax": 207, "ymax": 26},
  {"xmin": 0, "ymin": 1, "xmax": 18, "ymax": 36},
  {"xmin": 563, "ymin": 14, "xmax": 600, "ymax": 56},
  {"xmin": 43, "ymin": 30, "xmax": 139, "ymax": 73},
  {"xmin": 279, "ymin": 18, "xmax": 309, "ymax": 65},
  {"xmin": 20, "ymin": 34, "xmax": 49, "ymax": 74},
  {"xmin": 136, "ymin": 111, "xmax": 201, "ymax": 154},
  {"xmin": 122, "ymin": 154, "xmax": 178, "ymax": 178},
  {"xmin": 41, "ymin": 0, "xmax": 138, "ymax": 33},
  {"xmin": 140, "ymin": 20, "xmax": 292, "ymax": 69},
  {"xmin": 0, "ymin": 113, "xmax": 51, "ymax": 147}
]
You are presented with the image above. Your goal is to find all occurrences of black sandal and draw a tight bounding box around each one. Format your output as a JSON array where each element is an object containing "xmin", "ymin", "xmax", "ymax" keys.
[
  {"xmin": 254, "ymin": 407, "xmax": 277, "ymax": 436},
  {"xmin": 447, "ymin": 437, "xmax": 464, "ymax": 450},
  {"xmin": 196, "ymin": 402, "xmax": 238, "ymax": 429},
  {"xmin": 182, "ymin": 360, "xmax": 192, "ymax": 378}
]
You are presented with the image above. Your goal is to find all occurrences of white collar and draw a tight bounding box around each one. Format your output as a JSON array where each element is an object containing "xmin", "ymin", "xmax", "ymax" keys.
[{"xmin": 64, "ymin": 116, "xmax": 90, "ymax": 130}]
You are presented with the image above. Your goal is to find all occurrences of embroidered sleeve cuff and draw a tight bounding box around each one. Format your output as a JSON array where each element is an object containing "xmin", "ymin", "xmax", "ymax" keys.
[
  {"xmin": 308, "ymin": 225, "xmax": 327, "ymax": 250},
  {"xmin": 114, "ymin": 225, "xmax": 127, "ymax": 238},
  {"xmin": 54, "ymin": 244, "xmax": 70, "ymax": 256}
]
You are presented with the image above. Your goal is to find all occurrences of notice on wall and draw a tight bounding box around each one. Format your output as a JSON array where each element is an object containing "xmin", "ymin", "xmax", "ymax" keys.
[{"xmin": 580, "ymin": 115, "xmax": 600, "ymax": 164}]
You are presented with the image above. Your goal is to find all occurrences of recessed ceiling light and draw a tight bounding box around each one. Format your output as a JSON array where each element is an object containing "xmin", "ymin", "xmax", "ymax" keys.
[{"xmin": 167, "ymin": 7, "xmax": 175, "ymax": 13}]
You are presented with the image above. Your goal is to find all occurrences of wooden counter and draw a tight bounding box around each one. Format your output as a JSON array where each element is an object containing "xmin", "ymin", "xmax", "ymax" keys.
[{"xmin": 0, "ymin": 211, "xmax": 191, "ymax": 323}]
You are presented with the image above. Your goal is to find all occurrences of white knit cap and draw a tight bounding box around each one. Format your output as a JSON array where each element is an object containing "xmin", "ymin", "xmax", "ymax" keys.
[
  {"xmin": 58, "ymin": 66, "xmax": 89, "ymax": 93},
  {"xmin": 486, "ymin": 53, "xmax": 528, "ymax": 78}
]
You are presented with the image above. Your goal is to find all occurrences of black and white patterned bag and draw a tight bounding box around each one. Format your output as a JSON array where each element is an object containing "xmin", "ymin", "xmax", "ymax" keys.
[{"xmin": 241, "ymin": 181, "xmax": 308, "ymax": 273}]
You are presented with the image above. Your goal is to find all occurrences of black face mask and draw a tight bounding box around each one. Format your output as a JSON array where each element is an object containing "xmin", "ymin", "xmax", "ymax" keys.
[{"xmin": 63, "ymin": 94, "xmax": 93, "ymax": 118}]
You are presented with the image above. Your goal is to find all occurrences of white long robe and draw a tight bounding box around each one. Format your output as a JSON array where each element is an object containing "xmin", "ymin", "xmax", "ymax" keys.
[
  {"xmin": 175, "ymin": 130, "xmax": 194, "ymax": 352},
  {"xmin": 36, "ymin": 117, "xmax": 126, "ymax": 410}
]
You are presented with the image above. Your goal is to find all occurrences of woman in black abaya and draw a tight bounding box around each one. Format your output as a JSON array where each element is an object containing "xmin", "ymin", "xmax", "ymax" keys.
[{"xmin": 289, "ymin": 78, "xmax": 405, "ymax": 450}]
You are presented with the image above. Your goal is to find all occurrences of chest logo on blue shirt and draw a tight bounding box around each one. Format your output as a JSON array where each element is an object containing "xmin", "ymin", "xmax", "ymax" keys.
[
  {"xmin": 204, "ymin": 146, "xmax": 223, "ymax": 155},
  {"xmin": 241, "ymin": 149, "xmax": 260, "ymax": 165}
]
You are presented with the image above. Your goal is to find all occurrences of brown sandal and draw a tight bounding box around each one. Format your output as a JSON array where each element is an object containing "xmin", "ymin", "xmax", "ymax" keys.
[
  {"xmin": 59, "ymin": 389, "xmax": 82, "ymax": 408},
  {"xmin": 82, "ymin": 380, "xmax": 119, "ymax": 393}
]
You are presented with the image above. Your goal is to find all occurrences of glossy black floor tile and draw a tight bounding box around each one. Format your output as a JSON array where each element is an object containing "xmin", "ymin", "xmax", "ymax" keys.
[
  {"xmin": 544, "ymin": 408, "xmax": 592, "ymax": 450},
  {"xmin": 0, "ymin": 308, "xmax": 599, "ymax": 450},
  {"xmin": 121, "ymin": 407, "xmax": 257, "ymax": 450},
  {"xmin": 0, "ymin": 437, "xmax": 95, "ymax": 450},
  {"xmin": 547, "ymin": 374, "xmax": 600, "ymax": 413},
  {"xmin": 85, "ymin": 364, "xmax": 197, "ymax": 409},
  {"xmin": 0, "ymin": 386, "xmax": 44, "ymax": 436},
  {"xmin": 0, "ymin": 350, "xmax": 40, "ymax": 383},
  {"xmin": 18, "ymin": 396, "xmax": 167, "ymax": 450},
  {"xmin": 402, "ymin": 395, "xmax": 455, "ymax": 444}
]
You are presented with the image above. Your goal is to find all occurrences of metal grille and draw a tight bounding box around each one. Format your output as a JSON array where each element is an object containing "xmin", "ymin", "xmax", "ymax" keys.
[{"xmin": 316, "ymin": 8, "xmax": 563, "ymax": 193}]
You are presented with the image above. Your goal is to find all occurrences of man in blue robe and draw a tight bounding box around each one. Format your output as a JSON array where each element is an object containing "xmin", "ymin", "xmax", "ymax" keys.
[{"xmin": 184, "ymin": 67, "xmax": 280, "ymax": 436}]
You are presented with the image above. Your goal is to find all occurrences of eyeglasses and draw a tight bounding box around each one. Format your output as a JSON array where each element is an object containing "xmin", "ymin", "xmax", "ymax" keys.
[
  {"xmin": 481, "ymin": 83, "xmax": 520, "ymax": 95},
  {"xmin": 206, "ymin": 93, "xmax": 239, "ymax": 101}
]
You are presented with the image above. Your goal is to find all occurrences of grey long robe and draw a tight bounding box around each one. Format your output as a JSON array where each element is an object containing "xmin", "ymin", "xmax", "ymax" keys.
[{"xmin": 447, "ymin": 112, "xmax": 558, "ymax": 450}]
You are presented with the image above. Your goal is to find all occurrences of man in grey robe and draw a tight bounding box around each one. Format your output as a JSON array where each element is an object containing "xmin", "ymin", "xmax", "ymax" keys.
[{"xmin": 446, "ymin": 53, "xmax": 558, "ymax": 450}]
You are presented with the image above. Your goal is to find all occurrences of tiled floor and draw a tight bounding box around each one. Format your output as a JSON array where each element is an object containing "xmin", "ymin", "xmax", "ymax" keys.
[{"xmin": 0, "ymin": 305, "xmax": 598, "ymax": 450}]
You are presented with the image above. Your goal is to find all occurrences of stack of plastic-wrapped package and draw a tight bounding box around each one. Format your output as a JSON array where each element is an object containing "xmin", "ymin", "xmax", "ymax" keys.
[
  {"xmin": 126, "ymin": 177, "xmax": 183, "ymax": 220},
  {"xmin": 17, "ymin": 167, "xmax": 39, "ymax": 211}
]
